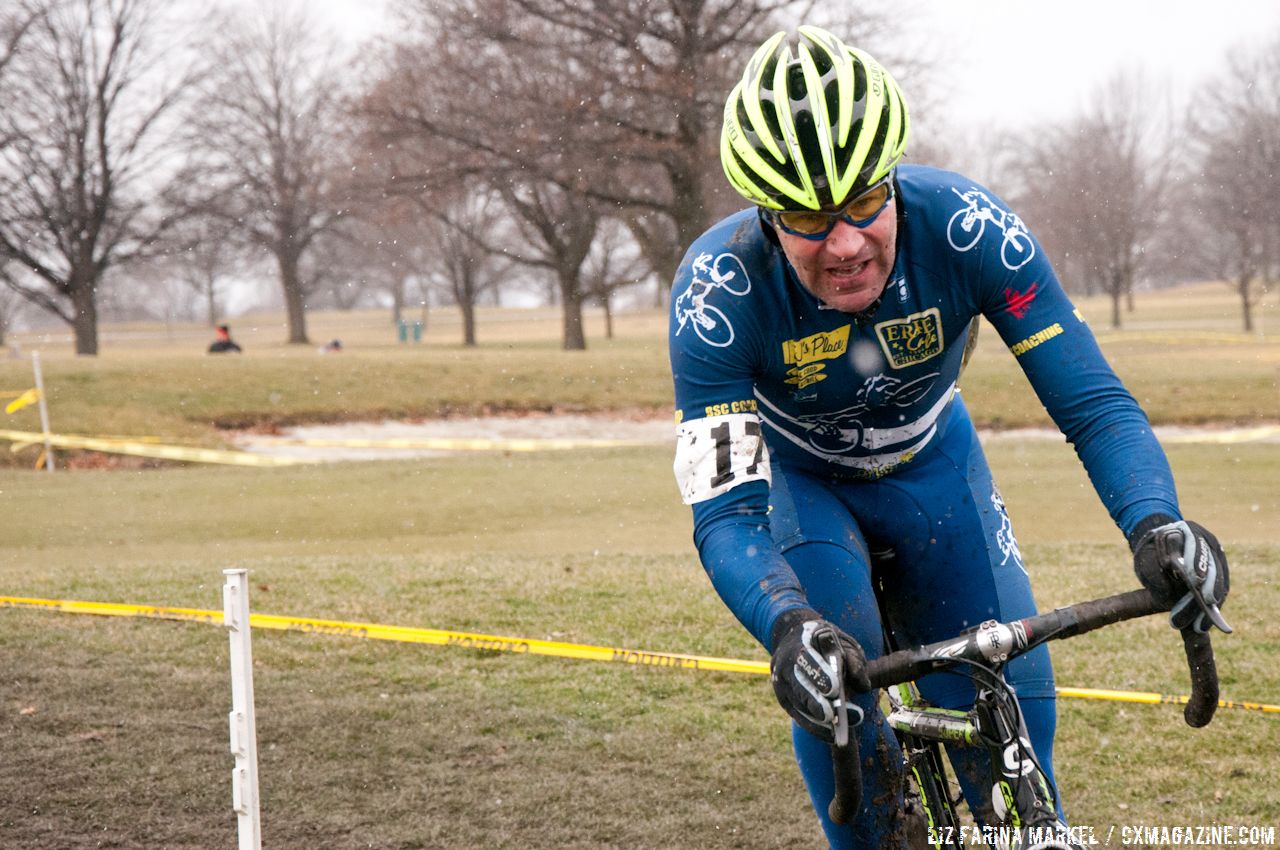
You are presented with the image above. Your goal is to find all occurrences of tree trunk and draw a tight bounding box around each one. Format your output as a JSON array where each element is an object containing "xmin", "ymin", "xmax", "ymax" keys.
[
  {"xmin": 560, "ymin": 269, "xmax": 585, "ymax": 351},
  {"xmin": 1240, "ymin": 275, "xmax": 1254, "ymax": 333},
  {"xmin": 71, "ymin": 277, "xmax": 99, "ymax": 356},
  {"xmin": 1110, "ymin": 282, "xmax": 1123, "ymax": 329},
  {"xmin": 206, "ymin": 281, "xmax": 218, "ymax": 327},
  {"xmin": 602, "ymin": 293, "xmax": 614, "ymax": 340},
  {"xmin": 391, "ymin": 273, "xmax": 405, "ymax": 326},
  {"xmin": 460, "ymin": 299, "xmax": 477, "ymax": 346},
  {"xmin": 277, "ymin": 250, "xmax": 310, "ymax": 344}
]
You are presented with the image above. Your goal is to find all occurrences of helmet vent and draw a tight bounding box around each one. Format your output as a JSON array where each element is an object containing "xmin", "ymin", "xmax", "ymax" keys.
[{"xmin": 786, "ymin": 65, "xmax": 808, "ymax": 101}]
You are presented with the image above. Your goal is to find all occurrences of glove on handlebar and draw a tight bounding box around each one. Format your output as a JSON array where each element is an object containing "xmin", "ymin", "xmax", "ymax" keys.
[
  {"xmin": 1130, "ymin": 515, "xmax": 1230, "ymax": 633},
  {"xmin": 768, "ymin": 608, "xmax": 870, "ymax": 741}
]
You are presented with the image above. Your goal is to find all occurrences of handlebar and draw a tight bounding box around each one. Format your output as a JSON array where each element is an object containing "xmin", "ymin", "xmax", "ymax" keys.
[
  {"xmin": 825, "ymin": 588, "xmax": 1220, "ymax": 824},
  {"xmin": 861, "ymin": 588, "xmax": 1218, "ymax": 727}
]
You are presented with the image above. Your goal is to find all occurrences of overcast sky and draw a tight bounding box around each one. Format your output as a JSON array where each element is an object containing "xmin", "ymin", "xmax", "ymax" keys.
[
  {"xmin": 910, "ymin": 0, "xmax": 1280, "ymax": 129},
  {"xmin": 221, "ymin": 0, "xmax": 1280, "ymax": 132}
]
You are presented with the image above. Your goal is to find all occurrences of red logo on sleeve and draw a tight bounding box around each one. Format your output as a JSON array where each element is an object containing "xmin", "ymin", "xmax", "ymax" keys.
[{"xmin": 1003, "ymin": 283, "xmax": 1039, "ymax": 319}]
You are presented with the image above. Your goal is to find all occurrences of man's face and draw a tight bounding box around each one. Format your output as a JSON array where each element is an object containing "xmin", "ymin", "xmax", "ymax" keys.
[{"xmin": 774, "ymin": 199, "xmax": 897, "ymax": 314}]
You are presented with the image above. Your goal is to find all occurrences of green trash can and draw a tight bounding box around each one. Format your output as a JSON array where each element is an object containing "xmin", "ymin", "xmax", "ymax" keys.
[
  {"xmin": 412, "ymin": 321, "xmax": 423, "ymax": 343},
  {"xmin": 397, "ymin": 319, "xmax": 408, "ymax": 343}
]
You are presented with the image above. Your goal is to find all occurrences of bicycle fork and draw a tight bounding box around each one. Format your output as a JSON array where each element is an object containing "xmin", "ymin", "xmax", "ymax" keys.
[{"xmin": 971, "ymin": 680, "xmax": 1068, "ymax": 846}]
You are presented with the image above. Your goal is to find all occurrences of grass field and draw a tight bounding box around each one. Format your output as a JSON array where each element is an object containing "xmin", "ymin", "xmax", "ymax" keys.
[
  {"xmin": 0, "ymin": 282, "xmax": 1277, "ymax": 457},
  {"xmin": 1, "ymin": 282, "xmax": 1278, "ymax": 848}
]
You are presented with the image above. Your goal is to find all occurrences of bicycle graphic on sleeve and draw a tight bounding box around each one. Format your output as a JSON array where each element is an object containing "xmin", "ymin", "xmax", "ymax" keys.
[
  {"xmin": 674, "ymin": 251, "xmax": 752, "ymax": 348},
  {"xmin": 947, "ymin": 187, "xmax": 1036, "ymax": 271}
]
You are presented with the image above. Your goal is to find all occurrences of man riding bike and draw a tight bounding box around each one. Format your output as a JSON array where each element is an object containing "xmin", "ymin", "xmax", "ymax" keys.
[{"xmin": 667, "ymin": 25, "xmax": 1229, "ymax": 849}]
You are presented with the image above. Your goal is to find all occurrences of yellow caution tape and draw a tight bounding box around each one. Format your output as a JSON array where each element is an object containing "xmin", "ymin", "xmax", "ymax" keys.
[
  {"xmin": 4, "ymin": 388, "xmax": 40, "ymax": 414},
  {"xmin": 1056, "ymin": 687, "xmax": 1280, "ymax": 715},
  {"xmin": 4, "ymin": 594, "xmax": 1278, "ymax": 714},
  {"xmin": 0, "ymin": 596, "xmax": 769, "ymax": 675},
  {"xmin": 244, "ymin": 435, "xmax": 655, "ymax": 452},
  {"xmin": 0, "ymin": 430, "xmax": 315, "ymax": 467}
]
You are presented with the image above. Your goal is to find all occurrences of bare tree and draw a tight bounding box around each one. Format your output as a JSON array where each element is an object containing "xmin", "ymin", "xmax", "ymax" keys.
[
  {"xmin": 0, "ymin": 0, "xmax": 193, "ymax": 355},
  {"xmin": 154, "ymin": 214, "xmax": 244, "ymax": 326},
  {"xmin": 1013, "ymin": 71, "xmax": 1171, "ymax": 327},
  {"xmin": 416, "ymin": 192, "xmax": 513, "ymax": 346},
  {"xmin": 0, "ymin": 2, "xmax": 40, "ymax": 89},
  {"xmin": 370, "ymin": 1, "xmax": 831, "ymax": 292},
  {"xmin": 177, "ymin": 6, "xmax": 350, "ymax": 345},
  {"xmin": 495, "ymin": 182, "xmax": 600, "ymax": 350},
  {"xmin": 0, "ymin": 267, "xmax": 28, "ymax": 347},
  {"xmin": 1183, "ymin": 31, "xmax": 1280, "ymax": 333},
  {"xmin": 351, "ymin": 209, "xmax": 442, "ymax": 328},
  {"xmin": 584, "ymin": 216, "xmax": 646, "ymax": 340}
]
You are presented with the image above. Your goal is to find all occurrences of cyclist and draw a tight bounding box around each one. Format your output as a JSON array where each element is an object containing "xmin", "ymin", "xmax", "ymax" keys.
[{"xmin": 667, "ymin": 26, "xmax": 1229, "ymax": 849}]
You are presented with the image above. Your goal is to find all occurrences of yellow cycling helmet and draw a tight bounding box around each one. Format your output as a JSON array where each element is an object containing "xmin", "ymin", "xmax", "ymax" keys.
[{"xmin": 721, "ymin": 25, "xmax": 909, "ymax": 211}]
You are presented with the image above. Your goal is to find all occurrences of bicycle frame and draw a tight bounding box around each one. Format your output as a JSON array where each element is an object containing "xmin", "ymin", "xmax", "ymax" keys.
[
  {"xmin": 887, "ymin": 682, "xmax": 965, "ymax": 849},
  {"xmin": 886, "ymin": 658, "xmax": 1067, "ymax": 847}
]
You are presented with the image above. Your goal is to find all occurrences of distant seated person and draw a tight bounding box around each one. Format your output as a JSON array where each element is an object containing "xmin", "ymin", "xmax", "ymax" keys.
[
  {"xmin": 320, "ymin": 338, "xmax": 343, "ymax": 353},
  {"xmin": 208, "ymin": 324, "xmax": 242, "ymax": 354}
]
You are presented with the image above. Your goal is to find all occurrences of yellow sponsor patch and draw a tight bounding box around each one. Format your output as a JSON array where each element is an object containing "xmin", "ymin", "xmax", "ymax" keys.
[
  {"xmin": 704, "ymin": 399, "xmax": 758, "ymax": 418},
  {"xmin": 782, "ymin": 325, "xmax": 850, "ymax": 388},
  {"xmin": 1010, "ymin": 323, "xmax": 1064, "ymax": 356},
  {"xmin": 875, "ymin": 308, "xmax": 944, "ymax": 368}
]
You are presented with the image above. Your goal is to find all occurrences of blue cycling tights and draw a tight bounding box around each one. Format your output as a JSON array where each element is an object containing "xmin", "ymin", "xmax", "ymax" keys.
[{"xmin": 766, "ymin": 418, "xmax": 1060, "ymax": 848}]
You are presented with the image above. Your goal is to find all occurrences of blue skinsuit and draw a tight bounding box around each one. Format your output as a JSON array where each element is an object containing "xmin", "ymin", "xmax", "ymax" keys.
[{"xmin": 667, "ymin": 165, "xmax": 1180, "ymax": 848}]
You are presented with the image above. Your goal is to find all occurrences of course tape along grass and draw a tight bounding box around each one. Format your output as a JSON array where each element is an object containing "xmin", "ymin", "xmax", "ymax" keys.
[
  {"xmin": 0, "ymin": 429, "xmax": 314, "ymax": 467},
  {"xmin": 0, "ymin": 595, "xmax": 767, "ymax": 675},
  {"xmin": 0, "ymin": 429, "xmax": 657, "ymax": 466},
  {"xmin": 3, "ymin": 595, "xmax": 1277, "ymax": 715}
]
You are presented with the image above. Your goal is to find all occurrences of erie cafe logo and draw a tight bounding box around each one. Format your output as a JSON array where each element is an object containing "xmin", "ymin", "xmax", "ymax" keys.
[{"xmin": 874, "ymin": 308, "xmax": 944, "ymax": 368}]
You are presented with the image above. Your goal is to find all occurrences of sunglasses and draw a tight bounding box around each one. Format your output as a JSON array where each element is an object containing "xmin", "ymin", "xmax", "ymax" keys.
[{"xmin": 768, "ymin": 177, "xmax": 895, "ymax": 240}]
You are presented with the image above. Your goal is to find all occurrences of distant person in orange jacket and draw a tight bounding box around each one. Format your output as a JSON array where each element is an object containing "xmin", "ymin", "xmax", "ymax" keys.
[{"xmin": 208, "ymin": 324, "xmax": 242, "ymax": 354}]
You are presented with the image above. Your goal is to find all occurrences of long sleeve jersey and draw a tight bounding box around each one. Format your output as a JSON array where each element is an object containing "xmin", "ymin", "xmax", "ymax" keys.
[{"xmin": 668, "ymin": 164, "xmax": 1180, "ymax": 647}]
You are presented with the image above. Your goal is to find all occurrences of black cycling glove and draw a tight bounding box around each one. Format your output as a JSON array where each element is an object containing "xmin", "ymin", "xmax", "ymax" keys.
[
  {"xmin": 1130, "ymin": 515, "xmax": 1231, "ymax": 633},
  {"xmin": 768, "ymin": 608, "xmax": 870, "ymax": 741}
]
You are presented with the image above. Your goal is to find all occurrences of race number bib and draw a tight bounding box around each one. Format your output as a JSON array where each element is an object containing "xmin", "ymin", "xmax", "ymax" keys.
[{"xmin": 674, "ymin": 413, "xmax": 770, "ymax": 504}]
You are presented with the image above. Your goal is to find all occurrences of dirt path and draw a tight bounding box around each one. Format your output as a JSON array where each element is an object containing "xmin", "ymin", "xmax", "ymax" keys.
[
  {"xmin": 233, "ymin": 413, "xmax": 676, "ymax": 461},
  {"xmin": 233, "ymin": 415, "xmax": 1280, "ymax": 463}
]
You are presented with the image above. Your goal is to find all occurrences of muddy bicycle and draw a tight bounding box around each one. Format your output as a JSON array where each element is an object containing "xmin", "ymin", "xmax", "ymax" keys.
[{"xmin": 821, "ymin": 582, "xmax": 1224, "ymax": 850}]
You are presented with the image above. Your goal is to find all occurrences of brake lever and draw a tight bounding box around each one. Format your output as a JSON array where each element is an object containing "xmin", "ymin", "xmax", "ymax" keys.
[
  {"xmin": 1160, "ymin": 524, "xmax": 1232, "ymax": 633},
  {"xmin": 829, "ymin": 651, "xmax": 850, "ymax": 748}
]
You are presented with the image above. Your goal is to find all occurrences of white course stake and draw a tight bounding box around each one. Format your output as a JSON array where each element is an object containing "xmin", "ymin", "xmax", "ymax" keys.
[
  {"xmin": 224, "ymin": 569, "xmax": 263, "ymax": 850},
  {"xmin": 31, "ymin": 351, "xmax": 54, "ymax": 472}
]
